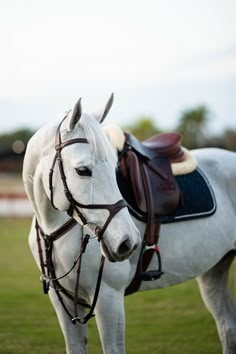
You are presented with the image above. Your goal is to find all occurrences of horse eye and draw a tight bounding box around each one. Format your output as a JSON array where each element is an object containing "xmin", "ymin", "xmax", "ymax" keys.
[{"xmin": 75, "ymin": 166, "xmax": 92, "ymax": 177}]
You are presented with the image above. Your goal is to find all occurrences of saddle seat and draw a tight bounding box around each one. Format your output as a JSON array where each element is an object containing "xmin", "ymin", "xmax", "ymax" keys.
[
  {"xmin": 124, "ymin": 132, "xmax": 185, "ymax": 164},
  {"xmin": 143, "ymin": 132, "xmax": 185, "ymax": 163}
]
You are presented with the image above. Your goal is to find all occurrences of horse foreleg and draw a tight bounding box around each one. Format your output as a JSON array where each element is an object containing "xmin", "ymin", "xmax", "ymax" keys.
[
  {"xmin": 94, "ymin": 287, "xmax": 126, "ymax": 354},
  {"xmin": 48, "ymin": 289, "xmax": 88, "ymax": 354},
  {"xmin": 197, "ymin": 251, "xmax": 236, "ymax": 354}
]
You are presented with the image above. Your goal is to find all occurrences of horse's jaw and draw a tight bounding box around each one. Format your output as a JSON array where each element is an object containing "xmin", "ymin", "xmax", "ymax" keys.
[{"xmin": 100, "ymin": 239, "xmax": 117, "ymax": 262}]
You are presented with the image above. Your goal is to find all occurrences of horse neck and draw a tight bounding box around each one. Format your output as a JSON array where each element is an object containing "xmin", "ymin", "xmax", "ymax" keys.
[
  {"xmin": 24, "ymin": 121, "xmax": 69, "ymax": 234},
  {"xmin": 33, "ymin": 163, "xmax": 69, "ymax": 234}
]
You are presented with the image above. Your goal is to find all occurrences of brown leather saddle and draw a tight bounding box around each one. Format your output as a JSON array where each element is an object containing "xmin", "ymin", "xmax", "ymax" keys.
[{"xmin": 117, "ymin": 132, "xmax": 183, "ymax": 295}]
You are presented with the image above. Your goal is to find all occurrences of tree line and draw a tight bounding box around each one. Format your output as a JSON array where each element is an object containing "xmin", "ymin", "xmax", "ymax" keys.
[
  {"xmin": 124, "ymin": 105, "xmax": 236, "ymax": 151},
  {"xmin": 0, "ymin": 104, "xmax": 236, "ymax": 157}
]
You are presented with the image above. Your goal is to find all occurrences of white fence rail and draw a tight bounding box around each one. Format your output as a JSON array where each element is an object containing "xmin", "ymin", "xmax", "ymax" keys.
[
  {"xmin": 0, "ymin": 174, "xmax": 33, "ymax": 217},
  {"xmin": 0, "ymin": 197, "xmax": 33, "ymax": 217}
]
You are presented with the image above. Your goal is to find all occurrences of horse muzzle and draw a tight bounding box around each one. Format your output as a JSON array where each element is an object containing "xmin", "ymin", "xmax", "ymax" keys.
[{"xmin": 101, "ymin": 230, "xmax": 140, "ymax": 262}]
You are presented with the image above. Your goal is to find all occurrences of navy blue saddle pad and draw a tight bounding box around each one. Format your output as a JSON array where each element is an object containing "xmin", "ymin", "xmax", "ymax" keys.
[
  {"xmin": 160, "ymin": 168, "xmax": 216, "ymax": 223},
  {"xmin": 117, "ymin": 167, "xmax": 216, "ymax": 223}
]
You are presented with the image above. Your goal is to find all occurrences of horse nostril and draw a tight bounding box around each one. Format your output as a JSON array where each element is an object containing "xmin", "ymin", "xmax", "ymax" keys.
[{"xmin": 118, "ymin": 238, "xmax": 132, "ymax": 256}]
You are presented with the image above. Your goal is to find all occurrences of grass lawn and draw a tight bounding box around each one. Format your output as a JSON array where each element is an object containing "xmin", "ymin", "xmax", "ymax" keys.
[{"xmin": 0, "ymin": 218, "xmax": 224, "ymax": 353}]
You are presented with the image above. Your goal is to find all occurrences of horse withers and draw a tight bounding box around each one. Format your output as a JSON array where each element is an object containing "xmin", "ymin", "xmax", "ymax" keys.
[{"xmin": 23, "ymin": 95, "xmax": 236, "ymax": 354}]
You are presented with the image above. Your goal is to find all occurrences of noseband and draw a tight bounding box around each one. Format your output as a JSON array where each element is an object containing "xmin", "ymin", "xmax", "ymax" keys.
[{"xmin": 36, "ymin": 115, "xmax": 127, "ymax": 324}]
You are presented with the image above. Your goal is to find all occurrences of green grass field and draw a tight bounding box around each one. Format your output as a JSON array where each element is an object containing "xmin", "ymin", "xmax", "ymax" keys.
[{"xmin": 0, "ymin": 218, "xmax": 223, "ymax": 354}]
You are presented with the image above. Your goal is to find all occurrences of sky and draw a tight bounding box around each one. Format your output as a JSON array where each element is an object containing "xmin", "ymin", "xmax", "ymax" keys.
[{"xmin": 0, "ymin": 0, "xmax": 236, "ymax": 135}]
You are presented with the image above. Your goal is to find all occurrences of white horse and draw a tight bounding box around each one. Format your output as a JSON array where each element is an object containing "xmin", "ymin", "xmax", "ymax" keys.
[{"xmin": 23, "ymin": 96, "xmax": 236, "ymax": 354}]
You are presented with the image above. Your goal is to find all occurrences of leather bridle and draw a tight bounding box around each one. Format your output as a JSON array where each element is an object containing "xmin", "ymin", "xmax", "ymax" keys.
[
  {"xmin": 49, "ymin": 114, "xmax": 127, "ymax": 241},
  {"xmin": 36, "ymin": 114, "xmax": 127, "ymax": 324}
]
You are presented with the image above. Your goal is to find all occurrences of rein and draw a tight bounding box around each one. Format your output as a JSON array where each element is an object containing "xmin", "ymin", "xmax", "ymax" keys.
[
  {"xmin": 36, "ymin": 114, "xmax": 127, "ymax": 324},
  {"xmin": 36, "ymin": 219, "xmax": 105, "ymax": 324}
]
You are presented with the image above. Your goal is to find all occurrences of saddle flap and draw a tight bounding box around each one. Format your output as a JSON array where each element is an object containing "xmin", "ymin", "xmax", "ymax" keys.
[
  {"xmin": 119, "ymin": 144, "xmax": 181, "ymax": 217},
  {"xmin": 145, "ymin": 157, "xmax": 181, "ymax": 215},
  {"xmin": 120, "ymin": 149, "xmax": 147, "ymax": 212}
]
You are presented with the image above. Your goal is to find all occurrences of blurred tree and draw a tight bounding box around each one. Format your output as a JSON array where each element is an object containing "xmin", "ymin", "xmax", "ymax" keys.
[
  {"xmin": 124, "ymin": 117, "xmax": 160, "ymax": 141},
  {"xmin": 176, "ymin": 105, "xmax": 210, "ymax": 149},
  {"xmin": 0, "ymin": 128, "xmax": 34, "ymax": 173},
  {"xmin": 223, "ymin": 129, "xmax": 236, "ymax": 151},
  {"xmin": 0, "ymin": 128, "xmax": 34, "ymax": 152}
]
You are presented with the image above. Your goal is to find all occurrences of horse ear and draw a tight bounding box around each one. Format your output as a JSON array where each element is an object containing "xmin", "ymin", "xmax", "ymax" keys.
[
  {"xmin": 98, "ymin": 93, "xmax": 114, "ymax": 123},
  {"xmin": 68, "ymin": 97, "xmax": 82, "ymax": 130}
]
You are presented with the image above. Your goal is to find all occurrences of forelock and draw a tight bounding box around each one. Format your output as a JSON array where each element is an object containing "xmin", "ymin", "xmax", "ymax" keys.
[{"xmin": 78, "ymin": 113, "xmax": 116, "ymax": 162}]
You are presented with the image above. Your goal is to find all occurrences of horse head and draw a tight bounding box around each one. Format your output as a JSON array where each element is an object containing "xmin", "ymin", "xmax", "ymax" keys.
[{"xmin": 24, "ymin": 94, "xmax": 140, "ymax": 262}]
